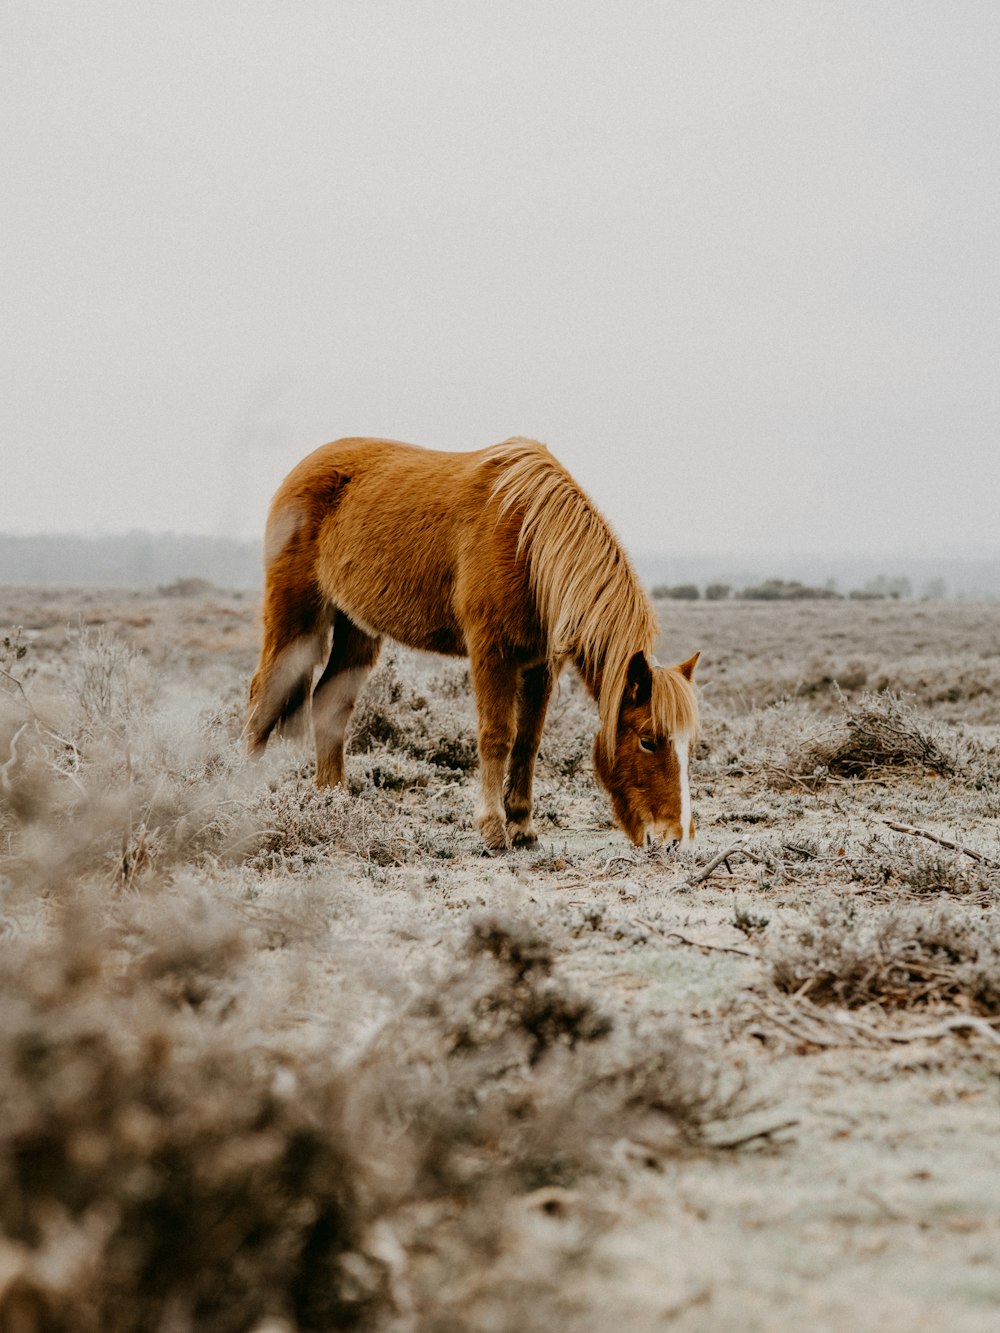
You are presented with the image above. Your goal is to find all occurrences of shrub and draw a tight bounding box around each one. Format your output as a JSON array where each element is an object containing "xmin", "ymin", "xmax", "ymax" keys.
[
  {"xmin": 348, "ymin": 652, "xmax": 478, "ymax": 772},
  {"xmin": 64, "ymin": 625, "xmax": 150, "ymax": 735},
  {"xmin": 738, "ymin": 579, "xmax": 841, "ymax": 601},
  {"xmin": 0, "ymin": 897, "xmax": 751, "ymax": 1331},
  {"xmin": 651, "ymin": 583, "xmax": 700, "ymax": 601},
  {"xmin": 781, "ymin": 690, "xmax": 958, "ymax": 783},
  {"xmin": 768, "ymin": 899, "xmax": 1000, "ymax": 1012}
]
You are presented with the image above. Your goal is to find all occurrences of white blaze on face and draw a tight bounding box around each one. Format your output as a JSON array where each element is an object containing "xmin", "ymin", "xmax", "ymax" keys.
[{"xmin": 673, "ymin": 732, "xmax": 692, "ymax": 846}]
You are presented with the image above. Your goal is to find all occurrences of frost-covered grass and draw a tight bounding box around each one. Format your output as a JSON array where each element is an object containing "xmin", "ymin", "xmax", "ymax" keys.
[{"xmin": 2, "ymin": 589, "xmax": 1000, "ymax": 1330}]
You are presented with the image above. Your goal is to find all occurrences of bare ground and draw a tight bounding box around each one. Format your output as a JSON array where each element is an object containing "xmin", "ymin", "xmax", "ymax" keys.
[{"xmin": 1, "ymin": 589, "xmax": 999, "ymax": 1331}]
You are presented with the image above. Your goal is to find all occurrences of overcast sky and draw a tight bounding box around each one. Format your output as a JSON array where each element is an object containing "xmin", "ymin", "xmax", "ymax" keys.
[{"xmin": 3, "ymin": 2, "xmax": 998, "ymax": 559}]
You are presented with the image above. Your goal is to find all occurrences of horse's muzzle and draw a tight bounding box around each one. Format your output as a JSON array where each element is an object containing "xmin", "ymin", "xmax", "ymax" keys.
[{"xmin": 645, "ymin": 830, "xmax": 679, "ymax": 851}]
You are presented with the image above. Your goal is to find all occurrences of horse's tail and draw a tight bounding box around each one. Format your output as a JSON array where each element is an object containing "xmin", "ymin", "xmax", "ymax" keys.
[{"xmin": 244, "ymin": 470, "xmax": 345, "ymax": 754}]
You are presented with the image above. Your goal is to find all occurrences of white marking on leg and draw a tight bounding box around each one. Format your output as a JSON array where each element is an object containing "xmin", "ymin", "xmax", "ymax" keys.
[
  {"xmin": 253, "ymin": 634, "xmax": 325, "ymax": 741},
  {"xmin": 312, "ymin": 667, "xmax": 368, "ymax": 745},
  {"xmin": 271, "ymin": 635, "xmax": 323, "ymax": 704},
  {"xmin": 674, "ymin": 732, "xmax": 692, "ymax": 846}
]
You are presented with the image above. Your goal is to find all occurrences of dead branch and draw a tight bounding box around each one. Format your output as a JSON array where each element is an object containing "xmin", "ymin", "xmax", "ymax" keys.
[
  {"xmin": 687, "ymin": 841, "xmax": 746, "ymax": 885},
  {"xmin": 687, "ymin": 841, "xmax": 775, "ymax": 887},
  {"xmin": 665, "ymin": 931, "xmax": 755, "ymax": 959},
  {"xmin": 600, "ymin": 853, "xmax": 640, "ymax": 876},
  {"xmin": 0, "ymin": 720, "xmax": 29, "ymax": 795},
  {"xmin": 752, "ymin": 996, "xmax": 891, "ymax": 1048},
  {"xmin": 754, "ymin": 992, "xmax": 1000, "ymax": 1052},
  {"xmin": 885, "ymin": 1016, "xmax": 1000, "ymax": 1048},
  {"xmin": 631, "ymin": 916, "xmax": 756, "ymax": 957},
  {"xmin": 711, "ymin": 1117, "xmax": 800, "ymax": 1151},
  {"xmin": 764, "ymin": 763, "xmax": 824, "ymax": 792},
  {"xmin": 880, "ymin": 819, "xmax": 1000, "ymax": 870}
]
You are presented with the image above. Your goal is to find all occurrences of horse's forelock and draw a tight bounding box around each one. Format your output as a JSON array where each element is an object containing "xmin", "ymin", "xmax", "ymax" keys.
[
  {"xmin": 649, "ymin": 666, "xmax": 700, "ymax": 741},
  {"xmin": 594, "ymin": 660, "xmax": 699, "ymax": 765}
]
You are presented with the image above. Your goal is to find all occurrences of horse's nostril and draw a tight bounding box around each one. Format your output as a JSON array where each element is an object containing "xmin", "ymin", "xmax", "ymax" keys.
[{"xmin": 645, "ymin": 831, "xmax": 654, "ymax": 848}]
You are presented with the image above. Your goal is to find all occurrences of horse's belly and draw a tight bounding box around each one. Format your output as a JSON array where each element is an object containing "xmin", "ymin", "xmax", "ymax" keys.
[
  {"xmin": 325, "ymin": 555, "xmax": 468, "ymax": 656},
  {"xmin": 347, "ymin": 601, "xmax": 467, "ymax": 657}
]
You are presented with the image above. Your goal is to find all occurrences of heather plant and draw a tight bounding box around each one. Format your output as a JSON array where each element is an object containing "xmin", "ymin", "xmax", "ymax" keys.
[
  {"xmin": 0, "ymin": 883, "xmax": 748, "ymax": 1332},
  {"xmin": 64, "ymin": 623, "xmax": 150, "ymax": 735},
  {"xmin": 349, "ymin": 650, "xmax": 478, "ymax": 772},
  {"xmin": 767, "ymin": 899, "xmax": 1000, "ymax": 1012},
  {"xmin": 4, "ymin": 586, "xmax": 1000, "ymax": 1329}
]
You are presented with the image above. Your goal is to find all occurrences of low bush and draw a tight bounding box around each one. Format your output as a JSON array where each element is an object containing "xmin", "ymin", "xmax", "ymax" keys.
[
  {"xmin": 0, "ymin": 893, "xmax": 750, "ymax": 1331},
  {"xmin": 768, "ymin": 899, "xmax": 1000, "ymax": 1012},
  {"xmin": 651, "ymin": 583, "xmax": 700, "ymax": 600},
  {"xmin": 781, "ymin": 690, "xmax": 959, "ymax": 783},
  {"xmin": 349, "ymin": 652, "xmax": 478, "ymax": 772},
  {"xmin": 738, "ymin": 579, "xmax": 840, "ymax": 601}
]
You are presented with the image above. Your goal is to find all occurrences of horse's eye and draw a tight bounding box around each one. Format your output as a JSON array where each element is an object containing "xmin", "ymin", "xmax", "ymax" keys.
[{"xmin": 639, "ymin": 737, "xmax": 657, "ymax": 754}]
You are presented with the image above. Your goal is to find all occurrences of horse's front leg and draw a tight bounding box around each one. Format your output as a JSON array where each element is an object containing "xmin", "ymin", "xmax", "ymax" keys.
[
  {"xmin": 504, "ymin": 662, "xmax": 553, "ymax": 847},
  {"xmin": 470, "ymin": 651, "xmax": 519, "ymax": 851}
]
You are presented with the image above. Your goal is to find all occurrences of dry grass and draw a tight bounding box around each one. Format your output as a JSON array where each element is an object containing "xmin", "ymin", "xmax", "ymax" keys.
[
  {"xmin": 785, "ymin": 690, "xmax": 960, "ymax": 783},
  {"xmin": 0, "ymin": 892, "xmax": 746, "ymax": 1332},
  {"xmin": 768, "ymin": 899, "xmax": 1000, "ymax": 1012},
  {"xmin": 0, "ymin": 616, "xmax": 752, "ymax": 1332},
  {"xmin": 4, "ymin": 591, "xmax": 1000, "ymax": 1330}
]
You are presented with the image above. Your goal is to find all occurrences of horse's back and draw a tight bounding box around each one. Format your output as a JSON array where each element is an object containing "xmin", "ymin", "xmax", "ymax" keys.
[{"xmin": 267, "ymin": 438, "xmax": 544, "ymax": 657}]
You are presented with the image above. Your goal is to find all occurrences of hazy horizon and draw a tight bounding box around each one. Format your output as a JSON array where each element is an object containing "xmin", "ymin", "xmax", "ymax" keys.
[
  {"xmin": 3, "ymin": 529, "xmax": 998, "ymax": 599},
  {"xmin": 4, "ymin": 3, "xmax": 1000, "ymax": 558},
  {"xmin": 2, "ymin": 524, "xmax": 999, "ymax": 563}
]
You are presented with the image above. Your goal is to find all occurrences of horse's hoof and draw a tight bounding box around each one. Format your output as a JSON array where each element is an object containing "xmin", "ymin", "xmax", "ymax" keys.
[
  {"xmin": 509, "ymin": 822, "xmax": 538, "ymax": 848},
  {"xmin": 477, "ymin": 814, "xmax": 511, "ymax": 852}
]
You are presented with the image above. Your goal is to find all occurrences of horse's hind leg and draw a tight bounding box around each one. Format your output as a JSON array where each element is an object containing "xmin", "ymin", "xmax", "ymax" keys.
[
  {"xmin": 246, "ymin": 583, "xmax": 329, "ymax": 756},
  {"xmin": 504, "ymin": 662, "xmax": 554, "ymax": 847},
  {"xmin": 312, "ymin": 608, "xmax": 382, "ymax": 787}
]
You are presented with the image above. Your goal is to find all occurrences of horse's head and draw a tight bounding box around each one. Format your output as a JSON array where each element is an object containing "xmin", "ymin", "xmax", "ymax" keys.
[{"xmin": 593, "ymin": 650, "xmax": 700, "ymax": 847}]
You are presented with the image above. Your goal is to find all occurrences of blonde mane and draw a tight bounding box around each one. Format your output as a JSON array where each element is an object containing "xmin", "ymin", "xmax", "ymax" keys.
[{"xmin": 488, "ymin": 438, "xmax": 699, "ymax": 760}]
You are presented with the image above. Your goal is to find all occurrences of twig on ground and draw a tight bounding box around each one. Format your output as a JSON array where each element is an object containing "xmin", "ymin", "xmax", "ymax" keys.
[
  {"xmin": 631, "ymin": 912, "xmax": 757, "ymax": 957},
  {"xmin": 688, "ymin": 841, "xmax": 775, "ymax": 887},
  {"xmin": 665, "ymin": 931, "xmax": 755, "ymax": 959},
  {"xmin": 711, "ymin": 1118, "xmax": 800, "ymax": 1151},
  {"xmin": 879, "ymin": 819, "xmax": 1000, "ymax": 870},
  {"xmin": 687, "ymin": 841, "xmax": 746, "ymax": 885},
  {"xmin": 764, "ymin": 764, "xmax": 823, "ymax": 793},
  {"xmin": 600, "ymin": 853, "xmax": 639, "ymax": 875},
  {"xmin": 885, "ymin": 1016, "xmax": 1000, "ymax": 1048},
  {"xmin": 752, "ymin": 997, "xmax": 889, "ymax": 1048},
  {"xmin": 0, "ymin": 720, "xmax": 29, "ymax": 794},
  {"xmin": 754, "ymin": 994, "xmax": 1000, "ymax": 1052},
  {"xmin": 742, "ymin": 848, "xmax": 777, "ymax": 868}
]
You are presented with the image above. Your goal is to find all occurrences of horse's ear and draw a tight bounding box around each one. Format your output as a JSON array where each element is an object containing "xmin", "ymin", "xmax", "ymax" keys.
[
  {"xmin": 622, "ymin": 651, "xmax": 653, "ymax": 708},
  {"xmin": 675, "ymin": 651, "xmax": 700, "ymax": 682}
]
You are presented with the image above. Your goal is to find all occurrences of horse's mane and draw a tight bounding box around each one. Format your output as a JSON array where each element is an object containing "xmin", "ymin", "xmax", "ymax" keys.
[{"xmin": 487, "ymin": 438, "xmax": 698, "ymax": 760}]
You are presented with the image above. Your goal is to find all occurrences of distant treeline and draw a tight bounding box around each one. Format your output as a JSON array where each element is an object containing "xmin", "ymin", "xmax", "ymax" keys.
[
  {"xmin": 651, "ymin": 576, "xmax": 946, "ymax": 602},
  {"xmin": 0, "ymin": 532, "xmax": 263, "ymax": 588},
  {"xmin": 0, "ymin": 532, "xmax": 992, "ymax": 602}
]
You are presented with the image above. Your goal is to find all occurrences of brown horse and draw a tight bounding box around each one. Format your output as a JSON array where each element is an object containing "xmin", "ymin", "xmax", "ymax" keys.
[{"xmin": 246, "ymin": 437, "xmax": 699, "ymax": 850}]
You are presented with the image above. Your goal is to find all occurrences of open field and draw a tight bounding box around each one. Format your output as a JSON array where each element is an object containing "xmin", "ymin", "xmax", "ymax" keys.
[{"xmin": 2, "ymin": 587, "xmax": 999, "ymax": 1331}]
